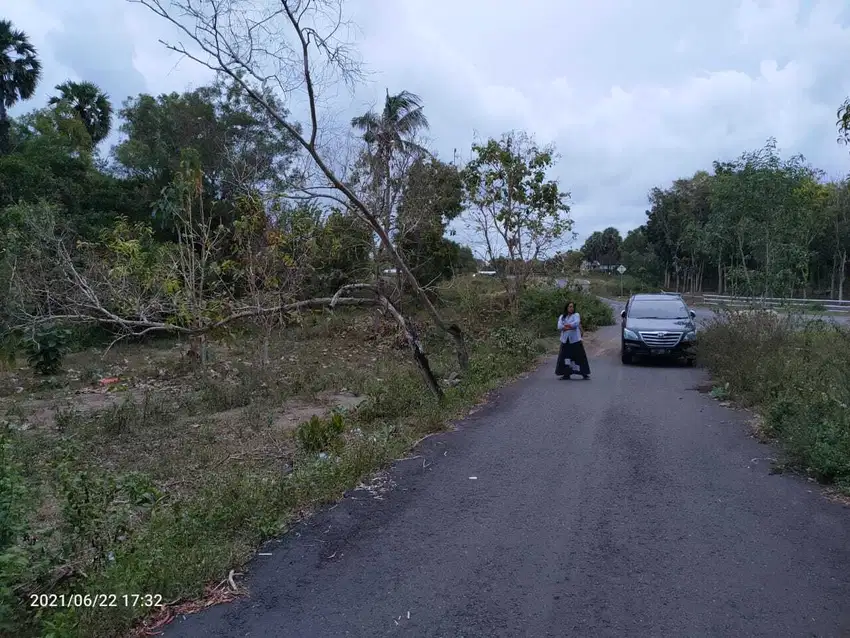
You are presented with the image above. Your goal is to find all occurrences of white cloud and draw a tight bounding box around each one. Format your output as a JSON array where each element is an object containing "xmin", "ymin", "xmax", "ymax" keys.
[{"xmin": 7, "ymin": 0, "xmax": 850, "ymax": 246}]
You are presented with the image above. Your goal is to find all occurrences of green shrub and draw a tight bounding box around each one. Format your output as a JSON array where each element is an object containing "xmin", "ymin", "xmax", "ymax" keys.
[
  {"xmin": 518, "ymin": 286, "xmax": 614, "ymax": 337},
  {"xmin": 25, "ymin": 325, "xmax": 73, "ymax": 376},
  {"xmin": 295, "ymin": 412, "xmax": 346, "ymax": 454},
  {"xmin": 489, "ymin": 326, "xmax": 537, "ymax": 358}
]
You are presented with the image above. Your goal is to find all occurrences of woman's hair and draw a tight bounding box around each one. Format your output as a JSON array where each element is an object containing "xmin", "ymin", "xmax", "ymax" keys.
[{"xmin": 561, "ymin": 301, "xmax": 576, "ymax": 317}]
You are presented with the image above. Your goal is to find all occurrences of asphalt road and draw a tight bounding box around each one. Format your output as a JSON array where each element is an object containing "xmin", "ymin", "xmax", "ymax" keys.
[{"xmin": 163, "ymin": 325, "xmax": 850, "ymax": 638}]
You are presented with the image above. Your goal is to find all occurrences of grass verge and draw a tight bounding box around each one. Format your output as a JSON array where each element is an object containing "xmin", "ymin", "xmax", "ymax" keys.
[
  {"xmin": 698, "ymin": 309, "xmax": 850, "ymax": 489},
  {"xmin": 584, "ymin": 273, "xmax": 657, "ymax": 299},
  {"xmin": 1, "ymin": 281, "xmax": 612, "ymax": 638}
]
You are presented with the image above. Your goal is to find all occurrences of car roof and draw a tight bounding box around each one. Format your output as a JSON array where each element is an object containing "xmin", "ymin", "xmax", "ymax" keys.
[{"xmin": 630, "ymin": 294, "xmax": 685, "ymax": 302}]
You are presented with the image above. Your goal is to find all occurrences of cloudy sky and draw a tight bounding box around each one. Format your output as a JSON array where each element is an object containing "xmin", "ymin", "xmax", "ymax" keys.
[{"xmin": 7, "ymin": 0, "xmax": 850, "ymax": 250}]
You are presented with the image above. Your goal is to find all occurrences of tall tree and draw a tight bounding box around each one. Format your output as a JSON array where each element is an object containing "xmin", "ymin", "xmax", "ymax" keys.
[
  {"xmin": 351, "ymin": 90, "xmax": 430, "ymax": 243},
  {"xmin": 0, "ymin": 19, "xmax": 42, "ymax": 154},
  {"xmin": 48, "ymin": 80, "xmax": 113, "ymax": 145},
  {"xmin": 396, "ymin": 156, "xmax": 467, "ymax": 285},
  {"xmin": 114, "ymin": 77, "xmax": 300, "ymax": 238},
  {"xmin": 620, "ymin": 226, "xmax": 659, "ymax": 281},
  {"xmin": 580, "ymin": 227, "xmax": 622, "ymax": 266},
  {"xmin": 115, "ymin": 79, "xmax": 298, "ymax": 199},
  {"xmin": 462, "ymin": 130, "xmax": 572, "ymax": 301},
  {"xmin": 0, "ymin": 103, "xmax": 145, "ymax": 237}
]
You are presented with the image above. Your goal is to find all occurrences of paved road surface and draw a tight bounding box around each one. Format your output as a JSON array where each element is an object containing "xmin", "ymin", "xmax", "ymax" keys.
[{"xmin": 164, "ymin": 325, "xmax": 850, "ymax": 637}]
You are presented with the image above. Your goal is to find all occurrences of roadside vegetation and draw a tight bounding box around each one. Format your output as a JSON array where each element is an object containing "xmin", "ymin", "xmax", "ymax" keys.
[
  {"xmin": 699, "ymin": 309, "xmax": 850, "ymax": 492},
  {"xmin": 0, "ymin": 7, "xmax": 614, "ymax": 637},
  {"xmin": 1, "ymin": 275, "xmax": 611, "ymax": 638}
]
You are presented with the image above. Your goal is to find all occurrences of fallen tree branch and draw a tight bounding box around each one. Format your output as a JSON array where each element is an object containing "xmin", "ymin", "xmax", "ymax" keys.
[{"xmin": 11, "ymin": 296, "xmax": 374, "ymax": 349}]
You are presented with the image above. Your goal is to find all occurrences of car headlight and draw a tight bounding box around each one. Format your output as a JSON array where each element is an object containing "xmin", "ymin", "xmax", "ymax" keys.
[
  {"xmin": 682, "ymin": 331, "xmax": 696, "ymax": 342},
  {"xmin": 623, "ymin": 328, "xmax": 640, "ymax": 340}
]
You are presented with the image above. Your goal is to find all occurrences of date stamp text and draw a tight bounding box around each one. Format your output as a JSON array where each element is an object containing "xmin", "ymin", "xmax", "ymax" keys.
[{"xmin": 29, "ymin": 593, "xmax": 164, "ymax": 608}]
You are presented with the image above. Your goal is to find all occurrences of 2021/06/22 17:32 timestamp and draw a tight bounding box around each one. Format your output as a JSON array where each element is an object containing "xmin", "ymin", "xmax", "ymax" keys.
[{"xmin": 29, "ymin": 593, "xmax": 164, "ymax": 609}]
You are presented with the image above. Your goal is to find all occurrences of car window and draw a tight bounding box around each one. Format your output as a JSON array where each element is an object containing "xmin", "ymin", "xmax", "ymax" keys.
[{"xmin": 629, "ymin": 301, "xmax": 689, "ymax": 320}]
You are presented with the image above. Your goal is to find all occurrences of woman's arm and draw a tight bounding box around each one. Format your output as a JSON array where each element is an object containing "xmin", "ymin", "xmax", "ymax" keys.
[
  {"xmin": 564, "ymin": 313, "xmax": 581, "ymax": 328},
  {"xmin": 557, "ymin": 316, "xmax": 566, "ymax": 331}
]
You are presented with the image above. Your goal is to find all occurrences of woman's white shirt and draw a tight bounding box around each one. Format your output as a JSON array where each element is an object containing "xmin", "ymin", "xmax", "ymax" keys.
[{"xmin": 557, "ymin": 312, "xmax": 582, "ymax": 344}]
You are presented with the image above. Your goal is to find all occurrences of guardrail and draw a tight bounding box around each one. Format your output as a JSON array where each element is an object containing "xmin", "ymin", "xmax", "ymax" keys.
[{"xmin": 702, "ymin": 294, "xmax": 850, "ymax": 313}]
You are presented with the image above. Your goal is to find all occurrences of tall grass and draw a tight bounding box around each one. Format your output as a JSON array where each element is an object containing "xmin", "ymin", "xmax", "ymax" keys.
[{"xmin": 699, "ymin": 309, "xmax": 850, "ymax": 486}]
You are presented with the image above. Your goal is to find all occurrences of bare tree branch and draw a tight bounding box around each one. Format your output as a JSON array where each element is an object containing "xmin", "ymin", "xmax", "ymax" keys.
[{"xmin": 129, "ymin": 0, "xmax": 469, "ymax": 370}]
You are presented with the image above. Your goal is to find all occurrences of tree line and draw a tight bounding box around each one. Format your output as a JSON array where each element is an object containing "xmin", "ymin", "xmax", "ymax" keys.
[
  {"xmin": 579, "ymin": 129, "xmax": 850, "ymax": 299},
  {"xmin": 0, "ymin": 7, "xmax": 574, "ymax": 394}
]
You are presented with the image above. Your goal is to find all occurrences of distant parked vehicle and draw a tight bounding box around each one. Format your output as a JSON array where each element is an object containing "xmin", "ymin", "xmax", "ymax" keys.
[{"xmin": 620, "ymin": 293, "xmax": 697, "ymax": 366}]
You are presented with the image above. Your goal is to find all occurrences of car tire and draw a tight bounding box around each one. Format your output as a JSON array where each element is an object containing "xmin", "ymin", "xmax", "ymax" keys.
[{"xmin": 621, "ymin": 352, "xmax": 632, "ymax": 365}]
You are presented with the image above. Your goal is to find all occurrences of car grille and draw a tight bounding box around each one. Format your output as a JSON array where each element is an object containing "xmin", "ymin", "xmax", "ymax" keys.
[{"xmin": 639, "ymin": 331, "xmax": 682, "ymax": 348}]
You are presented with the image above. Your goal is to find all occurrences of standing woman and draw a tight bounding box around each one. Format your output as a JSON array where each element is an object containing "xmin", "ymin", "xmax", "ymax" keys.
[{"xmin": 556, "ymin": 301, "xmax": 591, "ymax": 380}]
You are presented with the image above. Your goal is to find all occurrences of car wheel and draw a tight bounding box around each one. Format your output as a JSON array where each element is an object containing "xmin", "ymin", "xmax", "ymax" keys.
[{"xmin": 621, "ymin": 352, "xmax": 632, "ymax": 365}]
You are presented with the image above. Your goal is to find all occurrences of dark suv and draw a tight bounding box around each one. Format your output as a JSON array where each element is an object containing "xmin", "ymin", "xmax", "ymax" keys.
[{"xmin": 620, "ymin": 293, "xmax": 697, "ymax": 365}]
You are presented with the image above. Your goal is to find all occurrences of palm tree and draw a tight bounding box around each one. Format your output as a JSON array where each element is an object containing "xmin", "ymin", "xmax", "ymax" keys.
[
  {"xmin": 351, "ymin": 89, "xmax": 430, "ymax": 159},
  {"xmin": 351, "ymin": 89, "xmax": 431, "ymax": 234},
  {"xmin": 0, "ymin": 19, "xmax": 42, "ymax": 153},
  {"xmin": 49, "ymin": 80, "xmax": 113, "ymax": 145}
]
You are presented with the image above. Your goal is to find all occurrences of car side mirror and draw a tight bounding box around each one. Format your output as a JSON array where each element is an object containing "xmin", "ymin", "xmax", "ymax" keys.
[
  {"xmin": 620, "ymin": 310, "xmax": 626, "ymax": 319},
  {"xmin": 690, "ymin": 310, "xmax": 696, "ymax": 319}
]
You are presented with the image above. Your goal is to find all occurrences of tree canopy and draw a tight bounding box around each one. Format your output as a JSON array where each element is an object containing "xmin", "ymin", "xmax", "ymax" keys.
[
  {"xmin": 611, "ymin": 138, "xmax": 844, "ymax": 299},
  {"xmin": 0, "ymin": 19, "xmax": 42, "ymax": 153}
]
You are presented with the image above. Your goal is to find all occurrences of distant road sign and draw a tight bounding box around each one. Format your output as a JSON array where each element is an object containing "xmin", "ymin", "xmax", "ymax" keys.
[{"xmin": 617, "ymin": 265, "xmax": 627, "ymax": 275}]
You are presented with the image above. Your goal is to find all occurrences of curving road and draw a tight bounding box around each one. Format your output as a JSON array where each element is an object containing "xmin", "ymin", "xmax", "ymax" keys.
[{"xmin": 163, "ymin": 324, "xmax": 850, "ymax": 637}]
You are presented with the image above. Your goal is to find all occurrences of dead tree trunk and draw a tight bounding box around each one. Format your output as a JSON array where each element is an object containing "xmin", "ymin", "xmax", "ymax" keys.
[{"xmin": 332, "ymin": 284, "xmax": 443, "ymax": 399}]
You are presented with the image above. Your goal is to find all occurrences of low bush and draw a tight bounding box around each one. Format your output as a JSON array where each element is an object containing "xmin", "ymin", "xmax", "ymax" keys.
[
  {"xmin": 25, "ymin": 325, "xmax": 73, "ymax": 376},
  {"xmin": 518, "ymin": 286, "xmax": 614, "ymax": 337},
  {"xmin": 699, "ymin": 309, "xmax": 850, "ymax": 487},
  {"xmin": 0, "ymin": 435, "xmax": 34, "ymax": 634},
  {"xmin": 296, "ymin": 412, "xmax": 346, "ymax": 454}
]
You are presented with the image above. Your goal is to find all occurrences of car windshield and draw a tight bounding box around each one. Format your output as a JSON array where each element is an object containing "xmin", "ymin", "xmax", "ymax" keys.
[{"xmin": 629, "ymin": 301, "xmax": 689, "ymax": 320}]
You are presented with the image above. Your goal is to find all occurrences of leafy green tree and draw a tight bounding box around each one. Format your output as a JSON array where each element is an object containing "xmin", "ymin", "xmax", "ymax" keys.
[
  {"xmin": 114, "ymin": 76, "xmax": 299, "ymax": 220},
  {"xmin": 49, "ymin": 80, "xmax": 113, "ymax": 145},
  {"xmin": 632, "ymin": 137, "xmax": 838, "ymax": 298},
  {"xmin": 396, "ymin": 157, "xmax": 467, "ymax": 285},
  {"xmin": 0, "ymin": 105, "xmax": 145, "ymax": 237},
  {"xmin": 461, "ymin": 130, "xmax": 572, "ymax": 300},
  {"xmin": 310, "ymin": 210, "xmax": 376, "ymax": 295},
  {"xmin": 580, "ymin": 227, "xmax": 622, "ymax": 266},
  {"xmin": 0, "ymin": 20, "xmax": 42, "ymax": 154},
  {"xmin": 708, "ymin": 140, "xmax": 815, "ymax": 296},
  {"xmin": 620, "ymin": 227, "xmax": 660, "ymax": 282}
]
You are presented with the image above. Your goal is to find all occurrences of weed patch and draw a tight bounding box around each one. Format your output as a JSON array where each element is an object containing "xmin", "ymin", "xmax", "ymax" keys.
[{"xmin": 699, "ymin": 309, "xmax": 850, "ymax": 487}]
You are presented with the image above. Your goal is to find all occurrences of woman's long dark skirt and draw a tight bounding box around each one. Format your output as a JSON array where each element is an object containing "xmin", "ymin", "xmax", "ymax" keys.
[{"xmin": 555, "ymin": 339, "xmax": 591, "ymax": 377}]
